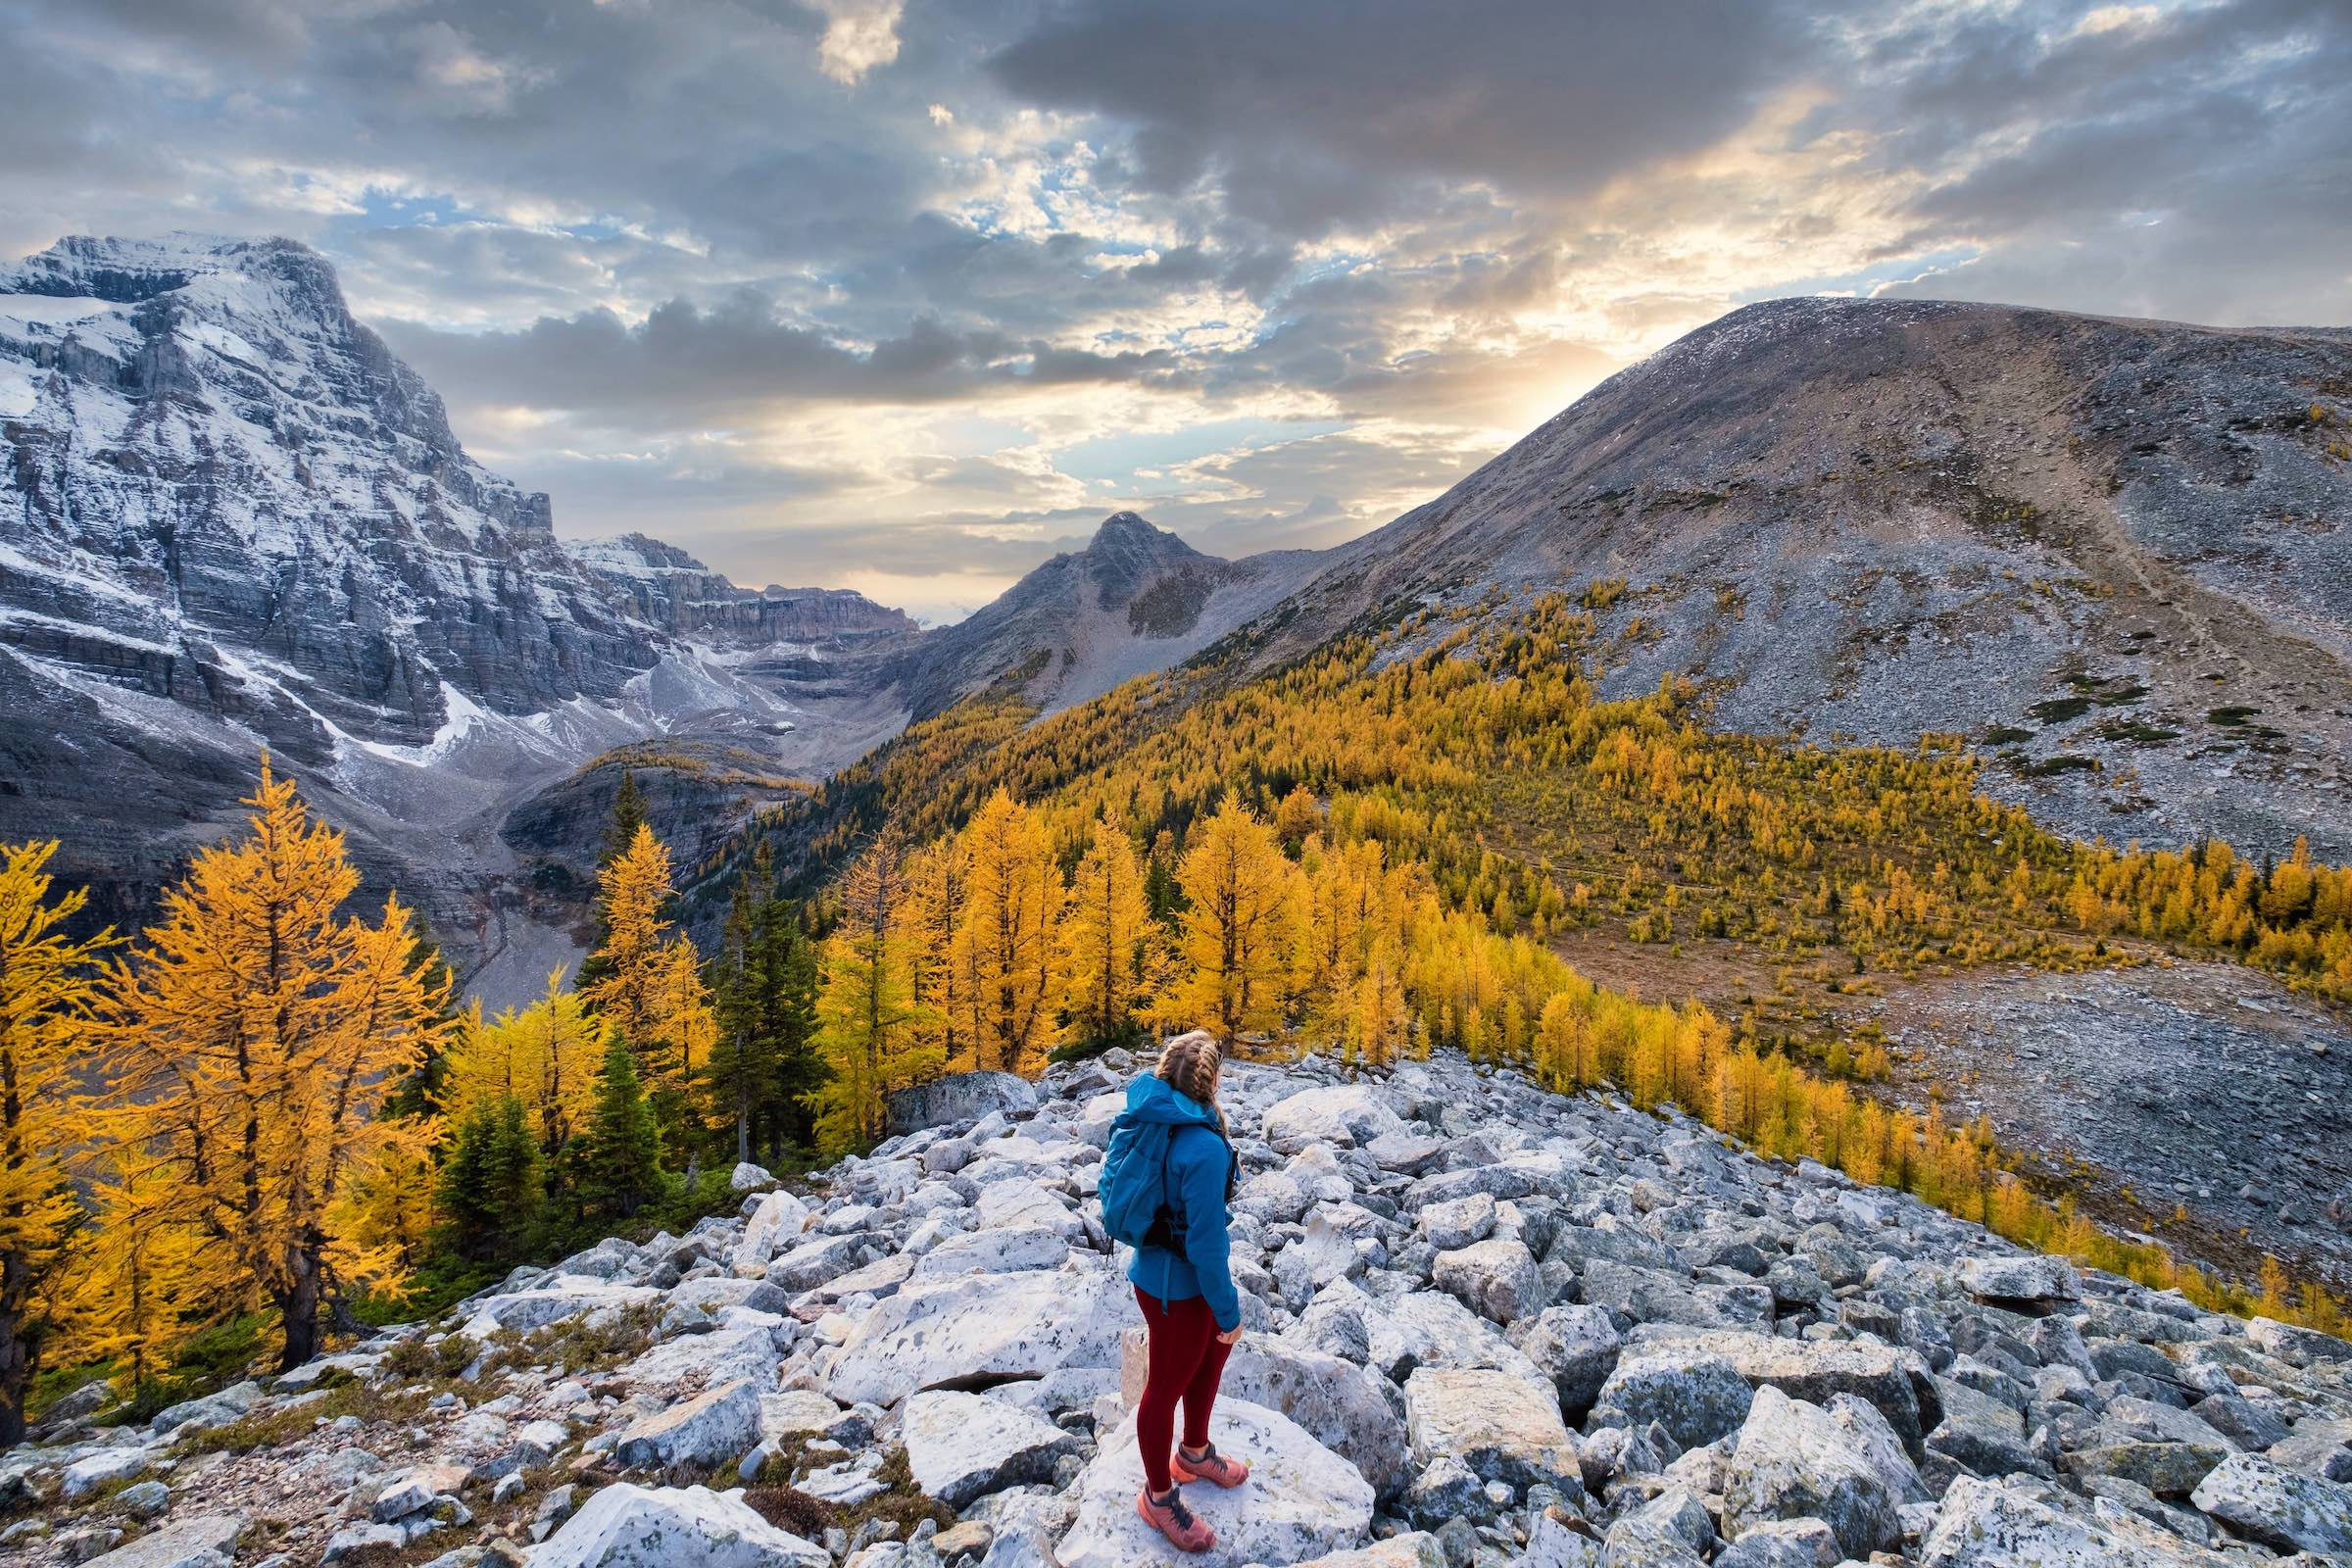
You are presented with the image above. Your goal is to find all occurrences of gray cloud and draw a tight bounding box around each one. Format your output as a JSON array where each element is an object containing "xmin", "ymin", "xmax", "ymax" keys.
[
  {"xmin": 1, "ymin": 0, "xmax": 2347, "ymax": 619},
  {"xmin": 988, "ymin": 0, "xmax": 1806, "ymax": 239}
]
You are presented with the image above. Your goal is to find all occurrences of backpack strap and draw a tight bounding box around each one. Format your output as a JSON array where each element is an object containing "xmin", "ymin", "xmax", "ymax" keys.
[{"xmin": 1142, "ymin": 1120, "xmax": 1236, "ymax": 1251}]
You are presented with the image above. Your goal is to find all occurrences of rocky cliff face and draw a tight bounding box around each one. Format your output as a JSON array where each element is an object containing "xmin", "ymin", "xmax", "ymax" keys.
[
  {"xmin": 0, "ymin": 234, "xmax": 910, "ymax": 990},
  {"xmin": 570, "ymin": 535, "xmax": 917, "ymax": 650},
  {"xmin": 13, "ymin": 1050, "xmax": 2350, "ymax": 1566}
]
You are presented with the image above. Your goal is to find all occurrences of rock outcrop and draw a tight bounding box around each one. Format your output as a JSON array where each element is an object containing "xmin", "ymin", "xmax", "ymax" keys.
[{"xmin": 10, "ymin": 1047, "xmax": 2351, "ymax": 1568}]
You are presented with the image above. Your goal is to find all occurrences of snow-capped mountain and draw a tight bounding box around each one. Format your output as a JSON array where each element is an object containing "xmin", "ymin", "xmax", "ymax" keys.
[{"xmin": 0, "ymin": 233, "xmax": 911, "ymax": 995}]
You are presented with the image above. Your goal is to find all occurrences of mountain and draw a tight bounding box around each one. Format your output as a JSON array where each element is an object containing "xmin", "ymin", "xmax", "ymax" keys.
[
  {"xmin": 1038, "ymin": 300, "xmax": 2352, "ymax": 860},
  {"xmin": 0, "ymin": 233, "xmax": 914, "ymax": 998},
  {"xmin": 895, "ymin": 510, "xmax": 1317, "ymax": 719}
]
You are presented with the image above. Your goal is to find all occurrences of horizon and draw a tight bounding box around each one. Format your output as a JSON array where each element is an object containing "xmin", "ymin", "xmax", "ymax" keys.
[{"xmin": 4, "ymin": 0, "xmax": 2348, "ymax": 622}]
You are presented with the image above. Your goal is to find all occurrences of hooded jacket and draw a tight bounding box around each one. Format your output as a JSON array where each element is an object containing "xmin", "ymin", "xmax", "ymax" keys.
[{"xmin": 1118, "ymin": 1072, "xmax": 1241, "ymax": 1331}]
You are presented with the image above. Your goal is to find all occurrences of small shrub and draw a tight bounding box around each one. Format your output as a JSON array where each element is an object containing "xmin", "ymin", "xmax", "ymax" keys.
[{"xmin": 743, "ymin": 1485, "xmax": 841, "ymax": 1539}]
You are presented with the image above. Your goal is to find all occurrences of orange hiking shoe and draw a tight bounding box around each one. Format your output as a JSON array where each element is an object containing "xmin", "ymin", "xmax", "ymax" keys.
[
  {"xmin": 1136, "ymin": 1487, "xmax": 1216, "ymax": 1552},
  {"xmin": 1171, "ymin": 1442, "xmax": 1250, "ymax": 1489}
]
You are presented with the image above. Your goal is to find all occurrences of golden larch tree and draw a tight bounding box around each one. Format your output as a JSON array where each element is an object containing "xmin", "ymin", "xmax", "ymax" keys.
[
  {"xmin": 440, "ymin": 970, "xmax": 607, "ymax": 1153},
  {"xmin": 58, "ymin": 1156, "xmax": 207, "ymax": 1396},
  {"xmin": 902, "ymin": 840, "xmax": 971, "ymax": 1072},
  {"xmin": 808, "ymin": 834, "xmax": 926, "ymax": 1154},
  {"xmin": 100, "ymin": 760, "xmax": 452, "ymax": 1369},
  {"xmin": 1058, "ymin": 821, "xmax": 1152, "ymax": 1046},
  {"xmin": 1167, "ymin": 799, "xmax": 1301, "ymax": 1040},
  {"xmin": 0, "ymin": 841, "xmax": 113, "ymax": 1443},
  {"xmin": 583, "ymin": 823, "xmax": 717, "ymax": 1104},
  {"xmin": 952, "ymin": 791, "xmax": 1064, "ymax": 1073}
]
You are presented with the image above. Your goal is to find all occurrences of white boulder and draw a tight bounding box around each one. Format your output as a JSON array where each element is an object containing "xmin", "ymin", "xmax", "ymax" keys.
[
  {"xmin": 902, "ymin": 1391, "xmax": 1080, "ymax": 1507},
  {"xmin": 1262, "ymin": 1085, "xmax": 1408, "ymax": 1155},
  {"xmin": 1403, "ymin": 1366, "xmax": 1582, "ymax": 1494},
  {"xmin": 825, "ymin": 1267, "xmax": 1140, "ymax": 1407},
  {"xmin": 532, "ymin": 1483, "xmax": 828, "ymax": 1568},
  {"xmin": 613, "ymin": 1379, "xmax": 762, "ymax": 1471},
  {"xmin": 1057, "ymin": 1397, "xmax": 1375, "ymax": 1568}
]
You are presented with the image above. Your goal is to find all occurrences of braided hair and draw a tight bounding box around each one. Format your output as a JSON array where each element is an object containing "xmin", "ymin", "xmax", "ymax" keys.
[{"xmin": 1155, "ymin": 1030, "xmax": 1228, "ymax": 1138}]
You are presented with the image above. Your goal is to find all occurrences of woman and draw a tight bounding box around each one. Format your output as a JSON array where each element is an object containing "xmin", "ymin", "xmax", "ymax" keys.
[{"xmin": 1122, "ymin": 1033, "xmax": 1250, "ymax": 1552}]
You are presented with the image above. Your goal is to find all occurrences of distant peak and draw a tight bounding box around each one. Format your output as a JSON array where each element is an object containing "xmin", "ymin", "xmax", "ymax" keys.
[
  {"xmin": 1093, "ymin": 510, "xmax": 1159, "ymax": 540},
  {"xmin": 1085, "ymin": 511, "xmax": 1200, "ymax": 559}
]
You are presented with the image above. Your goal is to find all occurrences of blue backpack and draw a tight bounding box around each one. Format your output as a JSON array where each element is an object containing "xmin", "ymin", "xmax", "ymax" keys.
[{"xmin": 1101, "ymin": 1114, "xmax": 1233, "ymax": 1251}]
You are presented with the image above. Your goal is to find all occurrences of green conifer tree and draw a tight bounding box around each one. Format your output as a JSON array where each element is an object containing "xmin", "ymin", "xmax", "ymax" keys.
[
  {"xmin": 574, "ymin": 1036, "xmax": 665, "ymax": 1222},
  {"xmin": 434, "ymin": 1096, "xmax": 545, "ymax": 1263}
]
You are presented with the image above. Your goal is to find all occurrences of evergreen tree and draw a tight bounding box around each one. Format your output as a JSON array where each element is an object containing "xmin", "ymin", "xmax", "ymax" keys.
[
  {"xmin": 573, "ymin": 1037, "xmax": 664, "ymax": 1223},
  {"xmin": 0, "ymin": 841, "xmax": 113, "ymax": 1444},
  {"xmin": 435, "ymin": 1097, "xmax": 545, "ymax": 1263},
  {"xmin": 706, "ymin": 882, "xmax": 830, "ymax": 1166},
  {"xmin": 602, "ymin": 769, "xmax": 649, "ymax": 866}
]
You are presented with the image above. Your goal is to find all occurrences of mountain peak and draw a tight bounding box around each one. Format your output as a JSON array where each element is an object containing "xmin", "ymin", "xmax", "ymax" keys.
[{"xmin": 1087, "ymin": 510, "xmax": 1188, "ymax": 552}]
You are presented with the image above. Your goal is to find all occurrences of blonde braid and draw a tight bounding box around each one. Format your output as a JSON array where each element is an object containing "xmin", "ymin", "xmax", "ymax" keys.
[{"xmin": 1155, "ymin": 1030, "xmax": 1228, "ymax": 1137}]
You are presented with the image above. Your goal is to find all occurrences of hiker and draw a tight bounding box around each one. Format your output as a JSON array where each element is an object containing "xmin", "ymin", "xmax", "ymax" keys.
[{"xmin": 1102, "ymin": 1032, "xmax": 1250, "ymax": 1553}]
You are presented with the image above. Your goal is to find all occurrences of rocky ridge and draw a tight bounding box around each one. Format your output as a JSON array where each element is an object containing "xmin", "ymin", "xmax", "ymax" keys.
[{"xmin": 10, "ymin": 1049, "xmax": 2352, "ymax": 1568}]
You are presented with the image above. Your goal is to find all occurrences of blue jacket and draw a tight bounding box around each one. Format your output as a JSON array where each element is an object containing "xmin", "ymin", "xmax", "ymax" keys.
[{"xmin": 1118, "ymin": 1073, "xmax": 1241, "ymax": 1331}]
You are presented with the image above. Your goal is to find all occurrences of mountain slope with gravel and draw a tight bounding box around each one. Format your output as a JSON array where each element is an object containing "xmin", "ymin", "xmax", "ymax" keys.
[{"xmin": 12, "ymin": 1049, "xmax": 2349, "ymax": 1568}]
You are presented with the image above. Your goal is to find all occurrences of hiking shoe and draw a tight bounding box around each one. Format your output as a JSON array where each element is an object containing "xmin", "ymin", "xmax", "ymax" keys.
[
  {"xmin": 1172, "ymin": 1442, "xmax": 1251, "ymax": 1489},
  {"xmin": 1136, "ymin": 1487, "xmax": 1215, "ymax": 1552}
]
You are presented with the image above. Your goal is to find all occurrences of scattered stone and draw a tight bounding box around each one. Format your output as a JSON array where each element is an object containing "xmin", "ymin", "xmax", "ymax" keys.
[
  {"xmin": 1722, "ymin": 1387, "xmax": 1915, "ymax": 1559},
  {"xmin": 885, "ymin": 1071, "xmax": 1038, "ymax": 1135},
  {"xmin": 63, "ymin": 1447, "xmax": 151, "ymax": 1500},
  {"xmin": 1403, "ymin": 1366, "xmax": 1582, "ymax": 1496},
  {"xmin": 1956, "ymin": 1254, "xmax": 2080, "ymax": 1308}
]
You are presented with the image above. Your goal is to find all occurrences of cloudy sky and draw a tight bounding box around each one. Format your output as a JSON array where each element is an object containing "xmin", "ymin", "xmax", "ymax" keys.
[{"xmin": 4, "ymin": 0, "xmax": 2347, "ymax": 620}]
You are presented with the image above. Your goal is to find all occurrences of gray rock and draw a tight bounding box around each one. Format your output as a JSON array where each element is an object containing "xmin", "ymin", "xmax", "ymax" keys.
[
  {"xmin": 1715, "ymin": 1518, "xmax": 1838, "ymax": 1568},
  {"xmin": 1403, "ymin": 1366, "xmax": 1583, "ymax": 1496},
  {"xmin": 613, "ymin": 1379, "xmax": 762, "ymax": 1470},
  {"xmin": 2189, "ymin": 1452, "xmax": 2352, "ymax": 1556},
  {"xmin": 1592, "ymin": 1348, "xmax": 1757, "ymax": 1448},
  {"xmin": 1722, "ymin": 1387, "xmax": 1911, "ymax": 1559},
  {"xmin": 532, "ymin": 1483, "xmax": 829, "ymax": 1568},
  {"xmin": 1918, "ymin": 1476, "xmax": 2198, "ymax": 1566},
  {"xmin": 826, "ymin": 1267, "xmax": 1141, "ymax": 1407},
  {"xmin": 887, "ymin": 1072, "xmax": 1039, "ymax": 1136},
  {"xmin": 113, "ymin": 1482, "xmax": 171, "ymax": 1520},
  {"xmin": 2248, "ymin": 1316, "xmax": 2352, "ymax": 1367},
  {"xmin": 1509, "ymin": 1304, "xmax": 1623, "ymax": 1419},
  {"xmin": 902, "ymin": 1391, "xmax": 1079, "ymax": 1508},
  {"xmin": 74, "ymin": 1514, "xmax": 243, "ymax": 1568},
  {"xmin": 1433, "ymin": 1238, "xmax": 1549, "ymax": 1325},
  {"xmin": 62, "ymin": 1447, "xmax": 152, "ymax": 1500},
  {"xmin": 1956, "ymin": 1255, "xmax": 2080, "ymax": 1307}
]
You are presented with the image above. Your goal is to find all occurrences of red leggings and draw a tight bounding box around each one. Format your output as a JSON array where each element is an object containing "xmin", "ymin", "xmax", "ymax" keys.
[{"xmin": 1134, "ymin": 1286, "xmax": 1234, "ymax": 1493}]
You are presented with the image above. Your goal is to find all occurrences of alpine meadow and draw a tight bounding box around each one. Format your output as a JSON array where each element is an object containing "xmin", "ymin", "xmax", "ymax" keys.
[{"xmin": 4, "ymin": 3, "xmax": 2352, "ymax": 1566}]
